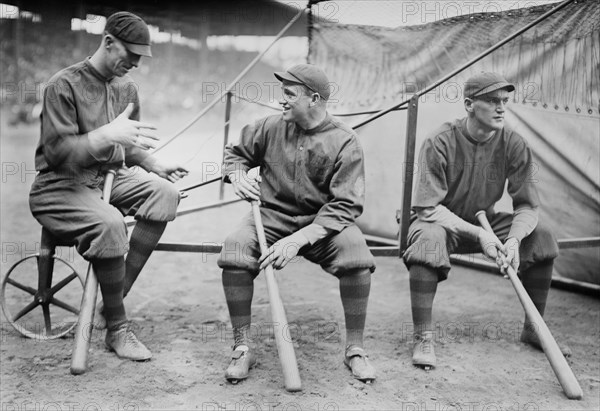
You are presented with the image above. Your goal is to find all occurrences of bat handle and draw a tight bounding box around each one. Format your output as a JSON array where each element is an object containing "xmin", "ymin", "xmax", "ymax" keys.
[
  {"xmin": 251, "ymin": 201, "xmax": 268, "ymax": 254},
  {"xmin": 475, "ymin": 210, "xmax": 583, "ymax": 400},
  {"xmin": 102, "ymin": 170, "xmax": 116, "ymax": 201},
  {"xmin": 475, "ymin": 211, "xmax": 510, "ymax": 271},
  {"xmin": 70, "ymin": 169, "xmax": 117, "ymax": 375},
  {"xmin": 475, "ymin": 211, "xmax": 493, "ymax": 234}
]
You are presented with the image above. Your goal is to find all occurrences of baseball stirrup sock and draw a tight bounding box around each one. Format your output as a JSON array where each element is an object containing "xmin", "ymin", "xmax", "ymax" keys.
[
  {"xmin": 92, "ymin": 256, "xmax": 127, "ymax": 330},
  {"xmin": 124, "ymin": 220, "xmax": 167, "ymax": 297},
  {"xmin": 222, "ymin": 269, "xmax": 254, "ymax": 347},
  {"xmin": 520, "ymin": 260, "xmax": 553, "ymax": 322},
  {"xmin": 339, "ymin": 268, "xmax": 371, "ymax": 348},
  {"xmin": 409, "ymin": 264, "xmax": 438, "ymax": 336}
]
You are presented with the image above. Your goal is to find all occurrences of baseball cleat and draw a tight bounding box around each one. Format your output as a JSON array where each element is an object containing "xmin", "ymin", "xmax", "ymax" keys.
[
  {"xmin": 225, "ymin": 345, "xmax": 256, "ymax": 384},
  {"xmin": 412, "ymin": 331, "xmax": 436, "ymax": 369},
  {"xmin": 520, "ymin": 327, "xmax": 572, "ymax": 357},
  {"xmin": 344, "ymin": 345, "xmax": 376, "ymax": 383},
  {"xmin": 105, "ymin": 322, "xmax": 152, "ymax": 361}
]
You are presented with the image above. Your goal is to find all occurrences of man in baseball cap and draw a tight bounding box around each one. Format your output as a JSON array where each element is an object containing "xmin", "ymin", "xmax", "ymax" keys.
[
  {"xmin": 105, "ymin": 11, "xmax": 152, "ymax": 57},
  {"xmin": 30, "ymin": 10, "xmax": 188, "ymax": 363},
  {"xmin": 464, "ymin": 71, "xmax": 515, "ymax": 99},
  {"xmin": 403, "ymin": 71, "xmax": 568, "ymax": 370},
  {"xmin": 218, "ymin": 63, "xmax": 377, "ymax": 384}
]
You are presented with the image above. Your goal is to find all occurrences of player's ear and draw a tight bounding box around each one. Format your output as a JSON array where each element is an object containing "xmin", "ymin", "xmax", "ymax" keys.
[
  {"xmin": 310, "ymin": 92, "xmax": 320, "ymax": 106},
  {"xmin": 464, "ymin": 98, "xmax": 474, "ymax": 113},
  {"xmin": 104, "ymin": 33, "xmax": 114, "ymax": 49}
]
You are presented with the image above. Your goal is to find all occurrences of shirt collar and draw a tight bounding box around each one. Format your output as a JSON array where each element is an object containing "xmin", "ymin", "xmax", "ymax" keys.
[
  {"xmin": 301, "ymin": 112, "xmax": 331, "ymax": 134},
  {"xmin": 84, "ymin": 57, "xmax": 113, "ymax": 82},
  {"xmin": 459, "ymin": 117, "xmax": 498, "ymax": 145}
]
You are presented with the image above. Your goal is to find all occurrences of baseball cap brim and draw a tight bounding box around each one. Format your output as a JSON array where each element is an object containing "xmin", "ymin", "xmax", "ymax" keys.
[
  {"xmin": 121, "ymin": 40, "xmax": 152, "ymax": 57},
  {"xmin": 274, "ymin": 64, "xmax": 331, "ymax": 100},
  {"xmin": 473, "ymin": 82, "xmax": 515, "ymax": 97},
  {"xmin": 274, "ymin": 71, "xmax": 303, "ymax": 85}
]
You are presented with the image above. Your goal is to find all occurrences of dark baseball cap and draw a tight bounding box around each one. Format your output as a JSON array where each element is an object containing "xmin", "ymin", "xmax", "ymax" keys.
[
  {"xmin": 275, "ymin": 64, "xmax": 331, "ymax": 101},
  {"xmin": 105, "ymin": 11, "xmax": 152, "ymax": 57},
  {"xmin": 464, "ymin": 72, "xmax": 514, "ymax": 98}
]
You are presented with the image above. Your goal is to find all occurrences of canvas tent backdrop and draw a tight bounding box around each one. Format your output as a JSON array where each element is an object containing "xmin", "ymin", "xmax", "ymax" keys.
[{"xmin": 308, "ymin": 0, "xmax": 600, "ymax": 284}]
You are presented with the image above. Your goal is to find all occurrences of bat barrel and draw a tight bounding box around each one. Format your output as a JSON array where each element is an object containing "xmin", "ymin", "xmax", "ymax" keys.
[
  {"xmin": 252, "ymin": 201, "xmax": 302, "ymax": 392},
  {"xmin": 264, "ymin": 264, "xmax": 302, "ymax": 391},
  {"xmin": 70, "ymin": 170, "xmax": 117, "ymax": 375},
  {"xmin": 70, "ymin": 265, "xmax": 99, "ymax": 375},
  {"xmin": 476, "ymin": 211, "xmax": 582, "ymax": 400}
]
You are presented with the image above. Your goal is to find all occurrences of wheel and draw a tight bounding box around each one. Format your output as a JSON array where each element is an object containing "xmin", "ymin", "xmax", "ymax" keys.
[{"xmin": 1, "ymin": 254, "xmax": 84, "ymax": 340}]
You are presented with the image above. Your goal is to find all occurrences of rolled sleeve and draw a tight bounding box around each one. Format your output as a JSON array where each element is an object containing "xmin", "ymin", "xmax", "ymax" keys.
[
  {"xmin": 125, "ymin": 146, "xmax": 152, "ymax": 168},
  {"xmin": 508, "ymin": 206, "xmax": 539, "ymax": 242}
]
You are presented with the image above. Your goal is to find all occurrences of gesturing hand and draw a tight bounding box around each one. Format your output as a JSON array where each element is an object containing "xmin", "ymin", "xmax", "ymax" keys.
[
  {"xmin": 258, "ymin": 233, "xmax": 308, "ymax": 271},
  {"xmin": 151, "ymin": 160, "xmax": 189, "ymax": 183},
  {"xmin": 229, "ymin": 169, "xmax": 261, "ymax": 202},
  {"xmin": 100, "ymin": 103, "xmax": 159, "ymax": 150}
]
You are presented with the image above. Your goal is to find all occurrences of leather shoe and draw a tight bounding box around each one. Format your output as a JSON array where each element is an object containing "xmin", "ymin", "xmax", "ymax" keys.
[
  {"xmin": 225, "ymin": 345, "xmax": 256, "ymax": 383},
  {"xmin": 412, "ymin": 331, "xmax": 436, "ymax": 369},
  {"xmin": 520, "ymin": 327, "xmax": 572, "ymax": 357},
  {"xmin": 344, "ymin": 346, "xmax": 376, "ymax": 382},
  {"xmin": 105, "ymin": 322, "xmax": 152, "ymax": 361}
]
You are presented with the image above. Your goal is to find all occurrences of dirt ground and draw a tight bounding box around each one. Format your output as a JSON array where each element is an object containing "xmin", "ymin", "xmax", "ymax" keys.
[{"xmin": 1, "ymin": 119, "xmax": 599, "ymax": 411}]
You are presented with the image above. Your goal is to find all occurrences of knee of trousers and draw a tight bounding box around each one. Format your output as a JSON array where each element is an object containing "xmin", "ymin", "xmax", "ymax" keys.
[
  {"xmin": 519, "ymin": 220, "xmax": 559, "ymax": 270},
  {"xmin": 321, "ymin": 259, "xmax": 376, "ymax": 278},
  {"xmin": 402, "ymin": 222, "xmax": 451, "ymax": 279},
  {"xmin": 318, "ymin": 242, "xmax": 376, "ymax": 278},
  {"xmin": 307, "ymin": 226, "xmax": 376, "ymax": 278},
  {"xmin": 217, "ymin": 237, "xmax": 260, "ymax": 275},
  {"xmin": 135, "ymin": 179, "xmax": 181, "ymax": 222},
  {"xmin": 80, "ymin": 214, "xmax": 129, "ymax": 260}
]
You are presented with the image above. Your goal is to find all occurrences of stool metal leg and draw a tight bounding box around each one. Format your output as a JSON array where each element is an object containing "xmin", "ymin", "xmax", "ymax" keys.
[{"xmin": 37, "ymin": 229, "xmax": 57, "ymax": 334}]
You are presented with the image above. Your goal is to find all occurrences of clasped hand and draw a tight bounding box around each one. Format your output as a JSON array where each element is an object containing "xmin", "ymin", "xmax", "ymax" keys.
[
  {"xmin": 477, "ymin": 229, "xmax": 520, "ymax": 275},
  {"xmin": 500, "ymin": 237, "xmax": 520, "ymax": 274},
  {"xmin": 229, "ymin": 169, "xmax": 261, "ymax": 202}
]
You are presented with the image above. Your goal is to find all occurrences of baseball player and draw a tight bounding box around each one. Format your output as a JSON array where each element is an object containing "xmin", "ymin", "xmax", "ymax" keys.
[
  {"xmin": 403, "ymin": 72, "xmax": 569, "ymax": 369},
  {"xmin": 29, "ymin": 12, "xmax": 188, "ymax": 361},
  {"xmin": 217, "ymin": 64, "xmax": 377, "ymax": 383}
]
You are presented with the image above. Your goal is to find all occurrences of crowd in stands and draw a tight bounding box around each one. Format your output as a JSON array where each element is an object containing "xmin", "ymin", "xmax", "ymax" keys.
[{"xmin": 2, "ymin": 19, "xmax": 283, "ymax": 126}]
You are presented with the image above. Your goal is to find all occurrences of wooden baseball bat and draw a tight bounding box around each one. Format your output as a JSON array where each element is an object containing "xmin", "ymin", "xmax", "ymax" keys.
[
  {"xmin": 70, "ymin": 170, "xmax": 117, "ymax": 375},
  {"xmin": 475, "ymin": 211, "xmax": 583, "ymax": 400},
  {"xmin": 251, "ymin": 201, "xmax": 302, "ymax": 392}
]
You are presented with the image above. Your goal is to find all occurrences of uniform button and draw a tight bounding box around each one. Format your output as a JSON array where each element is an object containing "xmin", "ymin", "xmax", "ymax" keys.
[{"xmin": 299, "ymin": 146, "xmax": 304, "ymax": 151}]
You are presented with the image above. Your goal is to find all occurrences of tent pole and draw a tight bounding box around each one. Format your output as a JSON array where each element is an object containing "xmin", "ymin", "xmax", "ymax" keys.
[{"xmin": 399, "ymin": 95, "xmax": 419, "ymax": 255}]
